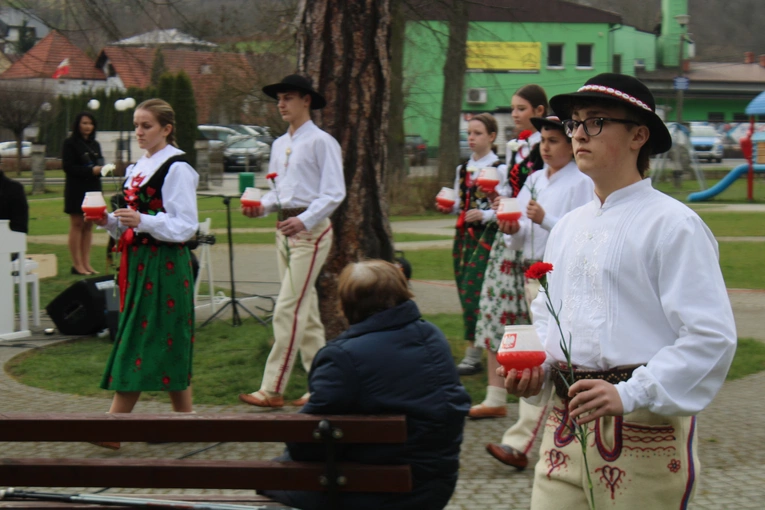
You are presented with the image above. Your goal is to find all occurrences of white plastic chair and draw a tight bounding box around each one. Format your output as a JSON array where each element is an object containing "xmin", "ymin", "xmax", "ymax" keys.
[{"xmin": 12, "ymin": 258, "xmax": 39, "ymax": 328}]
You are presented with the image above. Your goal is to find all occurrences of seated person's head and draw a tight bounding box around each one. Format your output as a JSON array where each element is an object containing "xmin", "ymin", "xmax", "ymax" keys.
[{"xmin": 338, "ymin": 260, "xmax": 414, "ymax": 325}]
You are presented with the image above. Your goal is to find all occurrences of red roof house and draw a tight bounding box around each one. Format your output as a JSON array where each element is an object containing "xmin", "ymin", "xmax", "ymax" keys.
[
  {"xmin": 0, "ymin": 30, "xmax": 105, "ymax": 81},
  {"xmin": 96, "ymin": 46, "xmax": 255, "ymax": 123}
]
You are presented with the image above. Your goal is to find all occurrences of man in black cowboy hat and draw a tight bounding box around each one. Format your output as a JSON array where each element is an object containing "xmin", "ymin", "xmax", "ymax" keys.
[
  {"xmin": 499, "ymin": 73, "xmax": 736, "ymax": 508},
  {"xmin": 239, "ymin": 74, "xmax": 345, "ymax": 409}
]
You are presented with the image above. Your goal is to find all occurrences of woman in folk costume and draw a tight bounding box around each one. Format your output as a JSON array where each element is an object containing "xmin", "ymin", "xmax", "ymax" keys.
[
  {"xmin": 438, "ymin": 113, "xmax": 502, "ymax": 374},
  {"xmin": 93, "ymin": 99, "xmax": 199, "ymax": 450},
  {"xmin": 458, "ymin": 85, "xmax": 547, "ymax": 379}
]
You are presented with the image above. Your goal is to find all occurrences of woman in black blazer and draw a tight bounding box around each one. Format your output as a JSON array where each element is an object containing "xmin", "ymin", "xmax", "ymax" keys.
[{"xmin": 62, "ymin": 112, "xmax": 104, "ymax": 275}]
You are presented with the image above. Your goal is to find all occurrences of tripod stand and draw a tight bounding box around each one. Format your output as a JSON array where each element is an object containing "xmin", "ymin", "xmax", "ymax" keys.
[{"xmin": 200, "ymin": 195, "xmax": 274, "ymax": 327}]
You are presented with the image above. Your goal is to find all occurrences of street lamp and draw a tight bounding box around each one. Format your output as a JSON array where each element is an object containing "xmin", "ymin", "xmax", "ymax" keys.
[
  {"xmin": 675, "ymin": 14, "xmax": 690, "ymax": 125},
  {"xmin": 87, "ymin": 99, "xmax": 100, "ymax": 111},
  {"xmin": 114, "ymin": 97, "xmax": 135, "ymax": 162}
]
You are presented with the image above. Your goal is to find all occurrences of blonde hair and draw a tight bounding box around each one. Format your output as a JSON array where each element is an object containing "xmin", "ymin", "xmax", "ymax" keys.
[
  {"xmin": 136, "ymin": 98, "xmax": 177, "ymax": 147},
  {"xmin": 338, "ymin": 260, "xmax": 414, "ymax": 325}
]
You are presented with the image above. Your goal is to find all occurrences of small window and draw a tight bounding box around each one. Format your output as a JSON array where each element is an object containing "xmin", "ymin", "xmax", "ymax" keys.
[
  {"xmin": 707, "ymin": 112, "xmax": 725, "ymax": 122},
  {"xmin": 547, "ymin": 44, "xmax": 563, "ymax": 68},
  {"xmin": 733, "ymin": 113, "xmax": 748, "ymax": 122},
  {"xmin": 577, "ymin": 44, "xmax": 593, "ymax": 68}
]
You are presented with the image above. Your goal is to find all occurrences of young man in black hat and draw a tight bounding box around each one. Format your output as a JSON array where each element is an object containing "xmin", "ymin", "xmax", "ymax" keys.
[
  {"xmin": 239, "ymin": 74, "xmax": 345, "ymax": 408},
  {"xmin": 500, "ymin": 74, "xmax": 736, "ymax": 508}
]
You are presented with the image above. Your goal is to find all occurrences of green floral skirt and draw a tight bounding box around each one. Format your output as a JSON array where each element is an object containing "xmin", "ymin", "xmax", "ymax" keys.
[
  {"xmin": 100, "ymin": 243, "xmax": 195, "ymax": 392},
  {"xmin": 452, "ymin": 223, "xmax": 497, "ymax": 341}
]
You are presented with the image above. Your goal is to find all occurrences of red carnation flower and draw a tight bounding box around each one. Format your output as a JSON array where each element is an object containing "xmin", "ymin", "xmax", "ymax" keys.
[
  {"xmin": 518, "ymin": 130, "xmax": 533, "ymax": 141},
  {"xmin": 266, "ymin": 172, "xmax": 278, "ymax": 180},
  {"xmin": 525, "ymin": 261, "xmax": 554, "ymax": 281}
]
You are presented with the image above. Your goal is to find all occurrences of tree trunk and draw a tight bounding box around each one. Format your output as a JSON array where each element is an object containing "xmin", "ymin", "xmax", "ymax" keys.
[
  {"xmin": 297, "ymin": 0, "xmax": 394, "ymax": 339},
  {"xmin": 15, "ymin": 132, "xmax": 24, "ymax": 177},
  {"xmin": 387, "ymin": 0, "xmax": 406, "ymax": 201},
  {"xmin": 437, "ymin": 0, "xmax": 469, "ymax": 183}
]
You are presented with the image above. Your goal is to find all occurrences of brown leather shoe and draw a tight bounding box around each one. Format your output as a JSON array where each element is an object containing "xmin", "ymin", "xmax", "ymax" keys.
[
  {"xmin": 485, "ymin": 443, "xmax": 528, "ymax": 470},
  {"xmin": 238, "ymin": 391, "xmax": 284, "ymax": 408},
  {"xmin": 290, "ymin": 393, "xmax": 310, "ymax": 406},
  {"xmin": 468, "ymin": 404, "xmax": 507, "ymax": 420},
  {"xmin": 89, "ymin": 441, "xmax": 121, "ymax": 450}
]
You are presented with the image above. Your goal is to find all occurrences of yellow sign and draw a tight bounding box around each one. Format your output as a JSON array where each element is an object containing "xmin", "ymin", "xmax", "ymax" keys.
[{"xmin": 466, "ymin": 42, "xmax": 541, "ymax": 72}]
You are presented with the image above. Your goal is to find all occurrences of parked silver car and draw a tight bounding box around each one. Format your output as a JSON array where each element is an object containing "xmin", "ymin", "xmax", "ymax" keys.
[{"xmin": 223, "ymin": 135, "xmax": 270, "ymax": 172}]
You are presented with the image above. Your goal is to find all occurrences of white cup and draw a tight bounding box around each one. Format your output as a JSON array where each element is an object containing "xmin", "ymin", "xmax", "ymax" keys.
[
  {"xmin": 497, "ymin": 197, "xmax": 522, "ymax": 222},
  {"xmin": 436, "ymin": 187, "xmax": 456, "ymax": 209},
  {"xmin": 241, "ymin": 187, "xmax": 262, "ymax": 207},
  {"xmin": 496, "ymin": 325, "xmax": 546, "ymax": 375},
  {"xmin": 82, "ymin": 191, "xmax": 107, "ymax": 220}
]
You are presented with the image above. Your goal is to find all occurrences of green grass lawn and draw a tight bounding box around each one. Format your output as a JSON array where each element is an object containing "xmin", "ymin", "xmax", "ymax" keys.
[
  {"xmin": 404, "ymin": 249, "xmax": 455, "ymax": 280},
  {"xmin": 718, "ymin": 242, "xmax": 765, "ymax": 289},
  {"xmin": 653, "ymin": 176, "xmax": 765, "ymax": 203},
  {"xmin": 697, "ymin": 212, "xmax": 765, "ymax": 237},
  {"xmin": 6, "ymin": 312, "xmax": 763, "ymax": 406}
]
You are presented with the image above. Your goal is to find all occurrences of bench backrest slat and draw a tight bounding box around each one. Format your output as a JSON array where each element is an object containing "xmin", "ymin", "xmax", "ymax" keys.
[
  {"xmin": 0, "ymin": 459, "xmax": 413, "ymax": 493},
  {"xmin": 0, "ymin": 413, "xmax": 407, "ymax": 443}
]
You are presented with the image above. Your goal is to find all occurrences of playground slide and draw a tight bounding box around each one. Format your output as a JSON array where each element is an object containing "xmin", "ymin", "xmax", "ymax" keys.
[{"xmin": 687, "ymin": 163, "xmax": 765, "ymax": 202}]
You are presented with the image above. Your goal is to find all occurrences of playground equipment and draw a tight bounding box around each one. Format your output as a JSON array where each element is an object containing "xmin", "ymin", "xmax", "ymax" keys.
[{"xmin": 688, "ymin": 91, "xmax": 765, "ymax": 202}]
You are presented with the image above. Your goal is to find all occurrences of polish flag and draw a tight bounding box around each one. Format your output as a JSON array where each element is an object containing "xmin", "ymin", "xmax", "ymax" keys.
[{"xmin": 52, "ymin": 58, "xmax": 70, "ymax": 79}]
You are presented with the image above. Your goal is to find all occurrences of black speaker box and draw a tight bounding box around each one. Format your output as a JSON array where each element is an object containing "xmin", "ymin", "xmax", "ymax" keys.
[{"xmin": 46, "ymin": 275, "xmax": 118, "ymax": 336}]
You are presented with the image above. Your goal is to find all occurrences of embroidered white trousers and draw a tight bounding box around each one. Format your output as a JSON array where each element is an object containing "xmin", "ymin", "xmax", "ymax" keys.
[
  {"xmin": 531, "ymin": 395, "xmax": 698, "ymax": 510},
  {"xmin": 261, "ymin": 219, "xmax": 333, "ymax": 394}
]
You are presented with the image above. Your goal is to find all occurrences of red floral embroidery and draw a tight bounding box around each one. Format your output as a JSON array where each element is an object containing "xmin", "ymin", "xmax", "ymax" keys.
[
  {"xmin": 191, "ymin": 335, "xmax": 195, "ymax": 343},
  {"xmin": 167, "ymin": 298, "xmax": 175, "ymax": 309},
  {"xmin": 499, "ymin": 260, "xmax": 513, "ymax": 275},
  {"xmin": 141, "ymin": 320, "xmax": 148, "ymax": 329},
  {"xmin": 135, "ymin": 357, "xmax": 142, "ymax": 367},
  {"xmin": 138, "ymin": 263, "xmax": 145, "ymax": 272},
  {"xmin": 151, "ymin": 245, "xmax": 158, "ymax": 253},
  {"xmin": 162, "ymin": 375, "xmax": 170, "ymax": 385},
  {"xmin": 166, "ymin": 261, "xmax": 175, "ymax": 270},
  {"xmin": 145, "ymin": 281, "xmax": 153, "ymax": 291},
  {"xmin": 183, "ymin": 279, "xmax": 190, "ymax": 288},
  {"xmin": 500, "ymin": 311, "xmax": 509, "ymax": 325},
  {"xmin": 149, "ymin": 198, "xmax": 163, "ymax": 210},
  {"xmin": 146, "ymin": 186, "xmax": 156, "ymax": 197},
  {"xmin": 167, "ymin": 336, "xmax": 173, "ymax": 347},
  {"xmin": 668, "ymin": 459, "xmax": 681, "ymax": 473}
]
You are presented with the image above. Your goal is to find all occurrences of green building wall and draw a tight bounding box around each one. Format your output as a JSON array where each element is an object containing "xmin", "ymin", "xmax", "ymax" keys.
[{"xmin": 404, "ymin": 20, "xmax": 615, "ymax": 149}]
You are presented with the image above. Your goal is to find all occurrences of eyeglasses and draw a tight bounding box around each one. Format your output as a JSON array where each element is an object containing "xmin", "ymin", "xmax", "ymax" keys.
[{"xmin": 562, "ymin": 117, "xmax": 641, "ymax": 138}]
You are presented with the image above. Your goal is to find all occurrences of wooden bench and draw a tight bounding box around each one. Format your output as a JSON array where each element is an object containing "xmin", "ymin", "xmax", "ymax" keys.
[{"xmin": 0, "ymin": 413, "xmax": 411, "ymax": 509}]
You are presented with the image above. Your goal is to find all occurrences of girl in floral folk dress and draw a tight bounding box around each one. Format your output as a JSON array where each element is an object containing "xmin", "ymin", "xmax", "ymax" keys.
[
  {"xmin": 468, "ymin": 84, "xmax": 547, "ymax": 414},
  {"xmin": 439, "ymin": 113, "xmax": 502, "ymax": 376},
  {"xmin": 94, "ymin": 99, "xmax": 199, "ymax": 449}
]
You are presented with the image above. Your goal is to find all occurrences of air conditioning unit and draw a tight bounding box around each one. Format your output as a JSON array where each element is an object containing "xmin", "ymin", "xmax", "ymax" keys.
[{"xmin": 466, "ymin": 88, "xmax": 487, "ymax": 104}]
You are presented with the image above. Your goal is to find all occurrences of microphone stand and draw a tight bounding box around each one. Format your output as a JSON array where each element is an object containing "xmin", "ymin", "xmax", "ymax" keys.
[{"xmin": 200, "ymin": 196, "xmax": 273, "ymax": 327}]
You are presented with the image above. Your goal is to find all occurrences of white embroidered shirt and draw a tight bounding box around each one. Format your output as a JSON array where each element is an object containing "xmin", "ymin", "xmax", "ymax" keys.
[{"xmin": 530, "ymin": 178, "xmax": 736, "ymax": 416}]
